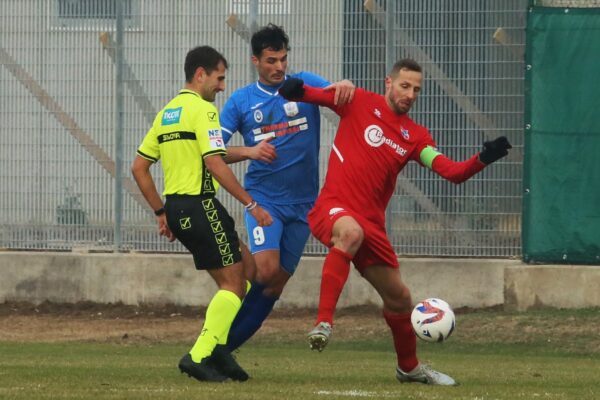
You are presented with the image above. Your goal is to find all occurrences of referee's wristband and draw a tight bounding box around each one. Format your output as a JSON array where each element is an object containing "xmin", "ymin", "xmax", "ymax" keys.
[
  {"xmin": 244, "ymin": 200, "xmax": 258, "ymax": 211},
  {"xmin": 154, "ymin": 207, "xmax": 166, "ymax": 216}
]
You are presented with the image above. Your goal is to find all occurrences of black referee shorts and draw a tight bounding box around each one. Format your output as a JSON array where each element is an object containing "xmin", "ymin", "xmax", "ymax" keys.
[{"xmin": 164, "ymin": 194, "xmax": 242, "ymax": 270}]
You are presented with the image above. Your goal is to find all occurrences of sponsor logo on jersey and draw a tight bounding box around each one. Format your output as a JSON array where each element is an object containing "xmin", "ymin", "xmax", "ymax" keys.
[
  {"xmin": 161, "ymin": 107, "xmax": 182, "ymax": 125},
  {"xmin": 254, "ymin": 109, "xmax": 263, "ymax": 123},
  {"xmin": 364, "ymin": 124, "xmax": 407, "ymax": 156},
  {"xmin": 374, "ymin": 108, "xmax": 382, "ymax": 118},
  {"xmin": 252, "ymin": 117, "xmax": 308, "ymax": 142},
  {"xmin": 208, "ymin": 129, "xmax": 225, "ymax": 149},
  {"xmin": 207, "ymin": 112, "xmax": 216, "ymax": 121},
  {"xmin": 157, "ymin": 131, "xmax": 197, "ymax": 143},
  {"xmin": 364, "ymin": 125, "xmax": 385, "ymax": 147},
  {"xmin": 161, "ymin": 132, "xmax": 181, "ymax": 141}
]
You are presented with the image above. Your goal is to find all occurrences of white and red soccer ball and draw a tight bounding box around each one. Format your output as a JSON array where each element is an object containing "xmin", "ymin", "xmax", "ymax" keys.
[{"xmin": 411, "ymin": 298, "xmax": 455, "ymax": 343}]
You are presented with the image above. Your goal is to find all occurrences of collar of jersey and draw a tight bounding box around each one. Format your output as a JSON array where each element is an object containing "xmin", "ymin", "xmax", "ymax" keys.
[
  {"xmin": 178, "ymin": 89, "xmax": 200, "ymax": 97},
  {"xmin": 255, "ymin": 79, "xmax": 285, "ymax": 96}
]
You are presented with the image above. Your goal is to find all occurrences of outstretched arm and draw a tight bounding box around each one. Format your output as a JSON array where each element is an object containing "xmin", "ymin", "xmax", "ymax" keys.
[
  {"xmin": 204, "ymin": 154, "xmax": 273, "ymax": 227},
  {"xmin": 222, "ymin": 137, "xmax": 277, "ymax": 164},
  {"xmin": 279, "ymin": 78, "xmax": 345, "ymax": 115},
  {"xmin": 322, "ymin": 79, "xmax": 355, "ymax": 106},
  {"xmin": 430, "ymin": 152, "xmax": 485, "ymax": 184},
  {"xmin": 421, "ymin": 137, "xmax": 512, "ymax": 184}
]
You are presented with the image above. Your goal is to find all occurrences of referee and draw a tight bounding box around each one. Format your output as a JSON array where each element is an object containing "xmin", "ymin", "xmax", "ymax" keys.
[{"xmin": 132, "ymin": 45, "xmax": 272, "ymax": 382}]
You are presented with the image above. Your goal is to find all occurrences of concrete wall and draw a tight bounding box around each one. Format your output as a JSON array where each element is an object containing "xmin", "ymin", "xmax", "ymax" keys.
[{"xmin": 0, "ymin": 252, "xmax": 598, "ymax": 311}]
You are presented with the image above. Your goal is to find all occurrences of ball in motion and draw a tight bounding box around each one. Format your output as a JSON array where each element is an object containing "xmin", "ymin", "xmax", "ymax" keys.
[{"xmin": 411, "ymin": 298, "xmax": 455, "ymax": 342}]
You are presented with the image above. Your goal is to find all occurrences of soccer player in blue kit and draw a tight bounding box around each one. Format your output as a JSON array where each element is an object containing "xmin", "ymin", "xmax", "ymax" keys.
[{"xmin": 216, "ymin": 24, "xmax": 355, "ymax": 378}]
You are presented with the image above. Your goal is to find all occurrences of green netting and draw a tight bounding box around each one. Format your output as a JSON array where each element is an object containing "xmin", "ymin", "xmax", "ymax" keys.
[{"xmin": 523, "ymin": 7, "xmax": 600, "ymax": 264}]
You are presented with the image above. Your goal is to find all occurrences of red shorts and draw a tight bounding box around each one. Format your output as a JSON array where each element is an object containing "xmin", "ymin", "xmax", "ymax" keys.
[{"xmin": 308, "ymin": 198, "xmax": 399, "ymax": 270}]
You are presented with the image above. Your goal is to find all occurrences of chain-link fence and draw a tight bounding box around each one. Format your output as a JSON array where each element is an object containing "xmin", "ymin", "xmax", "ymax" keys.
[{"xmin": 1, "ymin": 0, "xmax": 539, "ymax": 257}]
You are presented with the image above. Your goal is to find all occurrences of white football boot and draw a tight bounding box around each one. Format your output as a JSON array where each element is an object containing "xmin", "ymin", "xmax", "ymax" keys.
[
  {"xmin": 307, "ymin": 321, "xmax": 332, "ymax": 352},
  {"xmin": 396, "ymin": 364, "xmax": 458, "ymax": 386}
]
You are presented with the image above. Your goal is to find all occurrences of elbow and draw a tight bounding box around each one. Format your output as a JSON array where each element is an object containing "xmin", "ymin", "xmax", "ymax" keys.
[
  {"xmin": 130, "ymin": 163, "xmax": 138, "ymax": 178},
  {"xmin": 448, "ymin": 176, "xmax": 467, "ymax": 185},
  {"xmin": 439, "ymin": 172, "xmax": 469, "ymax": 185},
  {"xmin": 131, "ymin": 156, "xmax": 151, "ymax": 181},
  {"xmin": 131, "ymin": 162, "xmax": 142, "ymax": 180},
  {"xmin": 203, "ymin": 156, "xmax": 220, "ymax": 175}
]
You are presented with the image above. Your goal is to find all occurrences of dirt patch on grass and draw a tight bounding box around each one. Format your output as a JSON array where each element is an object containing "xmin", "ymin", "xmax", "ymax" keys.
[
  {"xmin": 1, "ymin": 301, "xmax": 599, "ymax": 354},
  {"xmin": 0, "ymin": 301, "xmax": 387, "ymax": 344}
]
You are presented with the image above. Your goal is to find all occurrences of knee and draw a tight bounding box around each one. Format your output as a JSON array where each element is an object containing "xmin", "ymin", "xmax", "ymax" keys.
[
  {"xmin": 262, "ymin": 278, "xmax": 286, "ymax": 297},
  {"xmin": 383, "ymin": 284, "xmax": 413, "ymax": 314},
  {"xmin": 255, "ymin": 260, "xmax": 290, "ymax": 297},
  {"xmin": 333, "ymin": 227, "xmax": 364, "ymax": 253},
  {"xmin": 255, "ymin": 256, "xmax": 281, "ymax": 283},
  {"xmin": 220, "ymin": 275, "xmax": 247, "ymax": 301}
]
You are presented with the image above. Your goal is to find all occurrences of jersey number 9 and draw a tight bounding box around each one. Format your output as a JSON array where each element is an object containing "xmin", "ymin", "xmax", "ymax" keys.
[{"xmin": 252, "ymin": 226, "xmax": 265, "ymax": 246}]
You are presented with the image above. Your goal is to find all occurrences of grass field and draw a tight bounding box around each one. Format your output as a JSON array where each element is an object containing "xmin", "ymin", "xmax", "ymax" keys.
[{"xmin": 0, "ymin": 306, "xmax": 599, "ymax": 400}]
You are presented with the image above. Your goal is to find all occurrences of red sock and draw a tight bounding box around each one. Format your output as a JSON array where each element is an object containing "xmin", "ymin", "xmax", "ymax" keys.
[
  {"xmin": 383, "ymin": 310, "xmax": 419, "ymax": 372},
  {"xmin": 315, "ymin": 247, "xmax": 353, "ymax": 325}
]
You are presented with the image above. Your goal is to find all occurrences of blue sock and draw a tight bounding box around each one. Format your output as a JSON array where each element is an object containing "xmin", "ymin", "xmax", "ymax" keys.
[{"xmin": 226, "ymin": 281, "xmax": 277, "ymax": 351}]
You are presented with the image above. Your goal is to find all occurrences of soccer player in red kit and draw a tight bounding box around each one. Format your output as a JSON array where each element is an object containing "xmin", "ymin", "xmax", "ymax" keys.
[{"xmin": 278, "ymin": 59, "xmax": 511, "ymax": 385}]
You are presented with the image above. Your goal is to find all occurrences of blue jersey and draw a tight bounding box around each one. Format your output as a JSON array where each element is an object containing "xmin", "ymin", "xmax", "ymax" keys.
[{"xmin": 220, "ymin": 72, "xmax": 329, "ymax": 205}]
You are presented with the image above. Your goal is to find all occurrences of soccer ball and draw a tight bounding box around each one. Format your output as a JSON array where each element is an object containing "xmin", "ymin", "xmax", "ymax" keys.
[{"xmin": 411, "ymin": 298, "xmax": 455, "ymax": 343}]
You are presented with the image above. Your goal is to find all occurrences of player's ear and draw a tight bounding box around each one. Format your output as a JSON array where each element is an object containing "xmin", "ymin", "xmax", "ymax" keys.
[
  {"xmin": 194, "ymin": 67, "xmax": 206, "ymax": 83},
  {"xmin": 384, "ymin": 76, "xmax": 392, "ymax": 90},
  {"xmin": 251, "ymin": 55, "xmax": 259, "ymax": 68}
]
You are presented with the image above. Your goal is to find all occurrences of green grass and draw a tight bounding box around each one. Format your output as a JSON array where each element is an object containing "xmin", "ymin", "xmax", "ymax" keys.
[{"xmin": 1, "ymin": 308, "xmax": 599, "ymax": 400}]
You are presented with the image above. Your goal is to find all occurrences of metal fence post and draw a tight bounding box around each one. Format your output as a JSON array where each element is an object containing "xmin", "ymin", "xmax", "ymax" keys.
[{"xmin": 114, "ymin": 0, "xmax": 124, "ymax": 251}]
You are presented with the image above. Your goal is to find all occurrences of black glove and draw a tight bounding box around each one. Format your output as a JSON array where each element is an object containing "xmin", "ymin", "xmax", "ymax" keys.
[
  {"xmin": 278, "ymin": 78, "xmax": 305, "ymax": 99},
  {"xmin": 478, "ymin": 136, "xmax": 512, "ymax": 165}
]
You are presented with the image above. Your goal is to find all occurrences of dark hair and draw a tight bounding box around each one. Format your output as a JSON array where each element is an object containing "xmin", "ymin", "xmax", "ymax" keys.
[
  {"xmin": 251, "ymin": 23, "xmax": 291, "ymax": 57},
  {"xmin": 184, "ymin": 46, "xmax": 228, "ymax": 83},
  {"xmin": 389, "ymin": 59, "xmax": 422, "ymax": 77}
]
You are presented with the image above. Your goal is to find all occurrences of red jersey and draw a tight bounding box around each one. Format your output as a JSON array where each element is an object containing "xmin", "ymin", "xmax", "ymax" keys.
[{"xmin": 302, "ymin": 87, "xmax": 435, "ymax": 226}]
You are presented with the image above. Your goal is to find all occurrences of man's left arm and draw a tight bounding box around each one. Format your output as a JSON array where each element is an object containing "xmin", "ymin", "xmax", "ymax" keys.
[{"xmin": 420, "ymin": 137, "xmax": 512, "ymax": 184}]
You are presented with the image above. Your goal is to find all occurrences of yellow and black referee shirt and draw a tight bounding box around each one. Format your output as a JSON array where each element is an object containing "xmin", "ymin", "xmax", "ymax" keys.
[{"xmin": 137, "ymin": 89, "xmax": 227, "ymax": 196}]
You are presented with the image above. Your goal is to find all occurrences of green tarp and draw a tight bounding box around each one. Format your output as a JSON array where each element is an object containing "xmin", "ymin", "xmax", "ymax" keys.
[{"xmin": 523, "ymin": 7, "xmax": 600, "ymax": 264}]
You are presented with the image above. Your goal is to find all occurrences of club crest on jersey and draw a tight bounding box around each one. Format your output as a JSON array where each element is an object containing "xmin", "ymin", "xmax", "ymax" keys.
[
  {"xmin": 283, "ymin": 101, "xmax": 299, "ymax": 117},
  {"xmin": 401, "ymin": 127, "xmax": 410, "ymax": 140},
  {"xmin": 254, "ymin": 109, "xmax": 263, "ymax": 123}
]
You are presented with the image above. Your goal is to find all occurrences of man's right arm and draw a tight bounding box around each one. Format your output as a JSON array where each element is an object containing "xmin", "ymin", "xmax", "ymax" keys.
[{"xmin": 131, "ymin": 155, "xmax": 175, "ymax": 241}]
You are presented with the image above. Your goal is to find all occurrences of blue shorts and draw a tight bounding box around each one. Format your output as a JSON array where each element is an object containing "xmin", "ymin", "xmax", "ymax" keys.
[{"xmin": 244, "ymin": 202, "xmax": 312, "ymax": 275}]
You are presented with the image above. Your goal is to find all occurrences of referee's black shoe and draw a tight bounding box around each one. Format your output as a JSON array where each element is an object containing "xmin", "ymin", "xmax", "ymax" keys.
[
  {"xmin": 208, "ymin": 345, "xmax": 250, "ymax": 381},
  {"xmin": 178, "ymin": 353, "xmax": 229, "ymax": 382}
]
